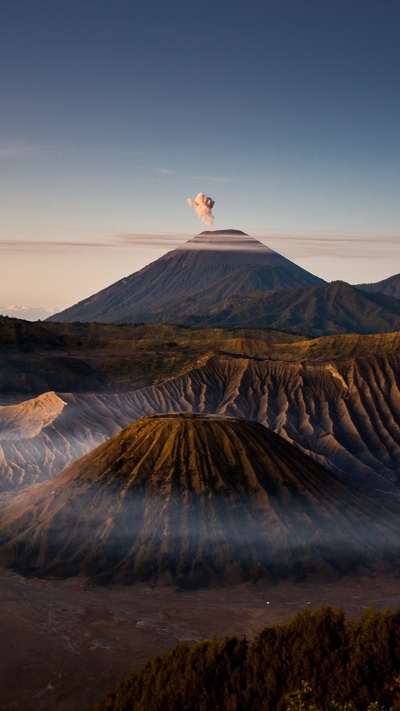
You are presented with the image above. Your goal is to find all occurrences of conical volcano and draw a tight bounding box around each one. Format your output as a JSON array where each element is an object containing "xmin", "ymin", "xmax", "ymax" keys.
[
  {"xmin": 0, "ymin": 414, "xmax": 399, "ymax": 587},
  {"xmin": 48, "ymin": 230, "xmax": 325, "ymax": 324}
]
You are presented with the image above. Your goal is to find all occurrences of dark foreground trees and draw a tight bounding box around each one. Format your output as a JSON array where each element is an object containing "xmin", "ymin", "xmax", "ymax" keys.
[{"xmin": 92, "ymin": 606, "xmax": 400, "ymax": 711}]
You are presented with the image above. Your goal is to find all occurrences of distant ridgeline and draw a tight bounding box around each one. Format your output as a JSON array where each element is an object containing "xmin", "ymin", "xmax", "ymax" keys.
[{"xmin": 92, "ymin": 606, "xmax": 400, "ymax": 711}]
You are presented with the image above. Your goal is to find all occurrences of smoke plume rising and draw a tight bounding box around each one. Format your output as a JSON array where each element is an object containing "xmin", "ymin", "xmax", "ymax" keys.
[{"xmin": 187, "ymin": 192, "xmax": 215, "ymax": 226}]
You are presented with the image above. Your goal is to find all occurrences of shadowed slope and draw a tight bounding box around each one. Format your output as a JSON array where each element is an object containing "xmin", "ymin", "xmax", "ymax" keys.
[
  {"xmin": 0, "ymin": 316, "xmax": 305, "ymax": 398},
  {"xmin": 147, "ymin": 280, "xmax": 400, "ymax": 336},
  {"xmin": 0, "ymin": 414, "xmax": 399, "ymax": 587},
  {"xmin": 356, "ymin": 272, "xmax": 400, "ymax": 299}
]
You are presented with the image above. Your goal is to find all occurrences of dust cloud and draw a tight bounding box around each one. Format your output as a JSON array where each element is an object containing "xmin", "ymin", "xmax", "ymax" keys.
[{"xmin": 187, "ymin": 192, "xmax": 215, "ymax": 226}]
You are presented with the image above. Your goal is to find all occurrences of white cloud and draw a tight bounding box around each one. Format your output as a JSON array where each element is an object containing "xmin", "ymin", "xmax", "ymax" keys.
[
  {"xmin": 0, "ymin": 304, "xmax": 67, "ymax": 321},
  {"xmin": 0, "ymin": 231, "xmax": 399, "ymax": 260}
]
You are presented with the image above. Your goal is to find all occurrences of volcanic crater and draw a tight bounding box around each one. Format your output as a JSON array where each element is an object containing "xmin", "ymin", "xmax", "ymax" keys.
[{"xmin": 0, "ymin": 413, "xmax": 399, "ymax": 588}]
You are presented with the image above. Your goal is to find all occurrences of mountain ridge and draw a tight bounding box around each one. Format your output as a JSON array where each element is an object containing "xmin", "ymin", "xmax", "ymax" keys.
[
  {"xmin": 44, "ymin": 231, "xmax": 400, "ymax": 336},
  {"xmin": 47, "ymin": 230, "xmax": 325, "ymax": 324},
  {"xmin": 128, "ymin": 280, "xmax": 400, "ymax": 336},
  {"xmin": 1, "ymin": 334, "xmax": 400, "ymax": 494},
  {"xmin": 356, "ymin": 272, "xmax": 400, "ymax": 299}
]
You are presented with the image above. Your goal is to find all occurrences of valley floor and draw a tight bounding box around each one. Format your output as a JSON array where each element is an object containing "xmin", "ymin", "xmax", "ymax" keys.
[{"xmin": 1, "ymin": 569, "xmax": 400, "ymax": 711}]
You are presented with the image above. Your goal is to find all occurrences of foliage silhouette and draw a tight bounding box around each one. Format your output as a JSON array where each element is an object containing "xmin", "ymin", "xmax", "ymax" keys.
[{"xmin": 92, "ymin": 606, "xmax": 400, "ymax": 711}]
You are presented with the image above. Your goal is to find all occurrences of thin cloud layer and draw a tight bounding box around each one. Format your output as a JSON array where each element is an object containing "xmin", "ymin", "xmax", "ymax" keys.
[
  {"xmin": 0, "ymin": 141, "xmax": 36, "ymax": 158},
  {"xmin": 192, "ymin": 175, "xmax": 235, "ymax": 183},
  {"xmin": 0, "ymin": 232, "xmax": 399, "ymax": 259}
]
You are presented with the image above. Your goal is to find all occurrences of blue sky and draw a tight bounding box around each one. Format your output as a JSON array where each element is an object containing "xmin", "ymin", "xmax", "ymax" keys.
[{"xmin": 1, "ymin": 0, "xmax": 399, "ymax": 319}]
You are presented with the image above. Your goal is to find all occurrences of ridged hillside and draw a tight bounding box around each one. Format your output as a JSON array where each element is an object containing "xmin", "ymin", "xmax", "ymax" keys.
[
  {"xmin": 1, "ymin": 414, "xmax": 398, "ymax": 586},
  {"xmin": 144, "ymin": 280, "xmax": 400, "ymax": 336},
  {"xmin": 1, "ymin": 334, "xmax": 400, "ymax": 494},
  {"xmin": 0, "ymin": 391, "xmax": 66, "ymax": 440}
]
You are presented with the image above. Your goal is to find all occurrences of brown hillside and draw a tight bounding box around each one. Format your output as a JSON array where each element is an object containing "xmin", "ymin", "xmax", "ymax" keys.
[{"xmin": 0, "ymin": 414, "xmax": 399, "ymax": 587}]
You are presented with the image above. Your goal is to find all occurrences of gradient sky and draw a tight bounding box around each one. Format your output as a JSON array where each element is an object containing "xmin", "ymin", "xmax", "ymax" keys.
[{"xmin": 1, "ymin": 0, "xmax": 399, "ymax": 320}]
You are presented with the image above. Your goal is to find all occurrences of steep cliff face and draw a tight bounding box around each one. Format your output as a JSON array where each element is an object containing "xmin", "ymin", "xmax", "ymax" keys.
[{"xmin": 1, "ymin": 414, "xmax": 398, "ymax": 586}]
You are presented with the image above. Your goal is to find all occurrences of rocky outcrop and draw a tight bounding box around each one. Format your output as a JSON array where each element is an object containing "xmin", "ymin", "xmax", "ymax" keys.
[{"xmin": 0, "ymin": 391, "xmax": 66, "ymax": 440}]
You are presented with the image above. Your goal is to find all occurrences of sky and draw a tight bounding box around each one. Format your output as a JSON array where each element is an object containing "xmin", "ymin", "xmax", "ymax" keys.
[{"xmin": 1, "ymin": 0, "xmax": 399, "ymax": 320}]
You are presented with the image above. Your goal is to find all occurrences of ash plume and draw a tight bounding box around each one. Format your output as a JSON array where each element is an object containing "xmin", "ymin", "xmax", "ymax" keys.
[{"xmin": 187, "ymin": 192, "xmax": 215, "ymax": 226}]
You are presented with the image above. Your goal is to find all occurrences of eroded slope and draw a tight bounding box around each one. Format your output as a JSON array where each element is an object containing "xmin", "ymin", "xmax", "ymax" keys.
[{"xmin": 1, "ymin": 334, "xmax": 400, "ymax": 494}]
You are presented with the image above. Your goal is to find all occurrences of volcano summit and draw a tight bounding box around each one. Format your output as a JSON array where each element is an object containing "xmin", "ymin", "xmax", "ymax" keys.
[{"xmin": 48, "ymin": 230, "xmax": 325, "ymax": 324}]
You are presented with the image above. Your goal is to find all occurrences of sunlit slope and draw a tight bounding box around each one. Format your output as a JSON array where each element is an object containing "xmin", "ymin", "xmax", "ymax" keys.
[
  {"xmin": 1, "ymin": 333, "xmax": 400, "ymax": 494},
  {"xmin": 0, "ymin": 414, "xmax": 399, "ymax": 586},
  {"xmin": 0, "ymin": 391, "xmax": 66, "ymax": 440}
]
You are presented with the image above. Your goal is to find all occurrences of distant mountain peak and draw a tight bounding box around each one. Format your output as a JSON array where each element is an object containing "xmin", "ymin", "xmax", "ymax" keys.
[{"xmin": 47, "ymin": 230, "xmax": 325, "ymax": 324}]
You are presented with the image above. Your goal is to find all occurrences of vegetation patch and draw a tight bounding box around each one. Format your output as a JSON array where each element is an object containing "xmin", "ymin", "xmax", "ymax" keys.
[{"xmin": 92, "ymin": 606, "xmax": 400, "ymax": 710}]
